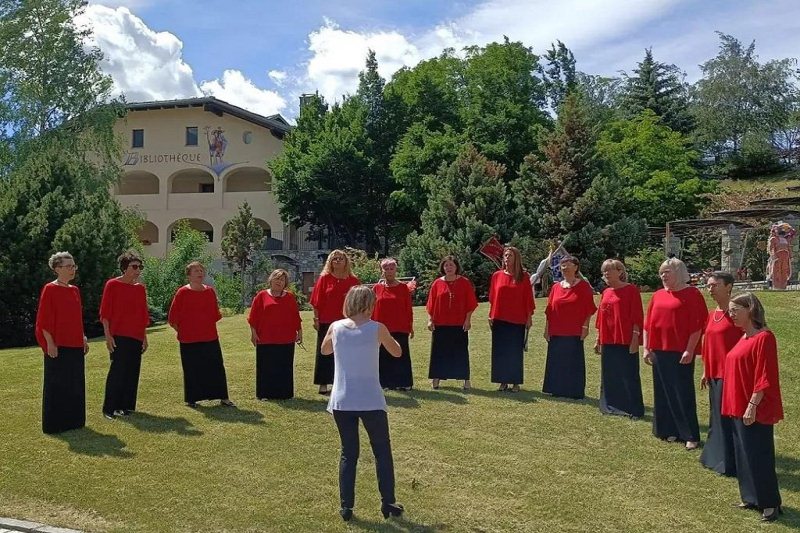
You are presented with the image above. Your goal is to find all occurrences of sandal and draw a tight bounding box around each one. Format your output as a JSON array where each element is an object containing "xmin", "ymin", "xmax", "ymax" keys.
[
  {"xmin": 510, "ymin": 385, "xmax": 520, "ymax": 393},
  {"xmin": 432, "ymin": 379, "xmax": 440, "ymax": 390},
  {"xmin": 497, "ymin": 384, "xmax": 508, "ymax": 392}
]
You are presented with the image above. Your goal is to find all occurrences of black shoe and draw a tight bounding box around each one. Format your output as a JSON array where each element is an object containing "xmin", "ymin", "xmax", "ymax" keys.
[
  {"xmin": 220, "ymin": 399, "xmax": 236, "ymax": 407},
  {"xmin": 113, "ymin": 409, "xmax": 126, "ymax": 417},
  {"xmin": 186, "ymin": 402, "xmax": 198, "ymax": 409},
  {"xmin": 121, "ymin": 410, "xmax": 133, "ymax": 416},
  {"xmin": 761, "ymin": 507, "xmax": 782, "ymax": 522},
  {"xmin": 733, "ymin": 502, "xmax": 758, "ymax": 510},
  {"xmin": 103, "ymin": 412, "xmax": 115, "ymax": 420},
  {"xmin": 381, "ymin": 502, "xmax": 404, "ymax": 519},
  {"xmin": 339, "ymin": 508, "xmax": 353, "ymax": 522}
]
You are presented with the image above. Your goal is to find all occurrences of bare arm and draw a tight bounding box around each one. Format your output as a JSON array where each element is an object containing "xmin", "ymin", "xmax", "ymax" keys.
[
  {"xmin": 102, "ymin": 318, "xmax": 116, "ymax": 352},
  {"xmin": 680, "ymin": 330, "xmax": 702, "ymax": 364},
  {"xmin": 41, "ymin": 329, "xmax": 57, "ymax": 358},
  {"xmin": 321, "ymin": 325, "xmax": 335, "ymax": 355},
  {"xmin": 379, "ymin": 323, "xmax": 402, "ymax": 357}
]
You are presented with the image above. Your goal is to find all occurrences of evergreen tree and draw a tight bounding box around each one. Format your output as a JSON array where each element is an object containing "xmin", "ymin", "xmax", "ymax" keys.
[
  {"xmin": 401, "ymin": 145, "xmax": 509, "ymax": 297},
  {"xmin": 621, "ymin": 48, "xmax": 693, "ymax": 134},
  {"xmin": 540, "ymin": 40, "xmax": 577, "ymax": 110},
  {"xmin": 221, "ymin": 201, "xmax": 265, "ymax": 278}
]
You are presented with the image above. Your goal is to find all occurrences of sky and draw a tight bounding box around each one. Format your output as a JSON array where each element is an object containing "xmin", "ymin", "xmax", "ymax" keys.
[{"xmin": 79, "ymin": 0, "xmax": 800, "ymax": 120}]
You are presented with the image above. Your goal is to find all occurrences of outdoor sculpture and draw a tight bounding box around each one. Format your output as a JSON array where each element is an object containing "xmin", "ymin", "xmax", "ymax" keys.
[{"xmin": 767, "ymin": 221, "xmax": 795, "ymax": 289}]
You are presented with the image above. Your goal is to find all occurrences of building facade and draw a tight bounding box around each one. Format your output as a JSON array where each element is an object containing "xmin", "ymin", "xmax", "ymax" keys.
[{"xmin": 114, "ymin": 97, "xmax": 328, "ymax": 293}]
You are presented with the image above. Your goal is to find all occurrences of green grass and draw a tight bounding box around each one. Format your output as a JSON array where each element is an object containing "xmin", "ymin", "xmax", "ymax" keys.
[
  {"xmin": 1, "ymin": 293, "xmax": 799, "ymax": 532},
  {"xmin": 719, "ymin": 168, "xmax": 800, "ymax": 195}
]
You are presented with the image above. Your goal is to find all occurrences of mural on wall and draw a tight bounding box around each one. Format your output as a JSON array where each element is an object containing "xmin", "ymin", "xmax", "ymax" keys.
[
  {"xmin": 122, "ymin": 124, "xmax": 249, "ymax": 179},
  {"xmin": 767, "ymin": 221, "xmax": 795, "ymax": 290}
]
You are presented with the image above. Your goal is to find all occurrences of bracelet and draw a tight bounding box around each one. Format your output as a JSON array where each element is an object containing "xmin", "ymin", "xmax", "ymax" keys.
[{"xmin": 749, "ymin": 401, "xmax": 759, "ymax": 407}]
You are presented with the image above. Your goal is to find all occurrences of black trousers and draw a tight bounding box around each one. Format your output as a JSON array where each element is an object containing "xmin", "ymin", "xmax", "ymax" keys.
[
  {"xmin": 103, "ymin": 336, "xmax": 143, "ymax": 414},
  {"xmin": 651, "ymin": 351, "xmax": 700, "ymax": 442},
  {"xmin": 731, "ymin": 419, "xmax": 782, "ymax": 509},
  {"xmin": 699, "ymin": 378, "xmax": 736, "ymax": 476},
  {"xmin": 42, "ymin": 347, "xmax": 86, "ymax": 434},
  {"xmin": 332, "ymin": 409, "xmax": 396, "ymax": 509},
  {"xmin": 314, "ymin": 323, "xmax": 334, "ymax": 385},
  {"xmin": 256, "ymin": 343, "xmax": 295, "ymax": 400}
]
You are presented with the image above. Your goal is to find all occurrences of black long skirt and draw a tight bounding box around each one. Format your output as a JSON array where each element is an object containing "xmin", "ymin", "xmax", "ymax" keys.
[
  {"xmin": 491, "ymin": 320, "xmax": 525, "ymax": 384},
  {"xmin": 599, "ymin": 344, "xmax": 644, "ymax": 418},
  {"xmin": 699, "ymin": 378, "xmax": 736, "ymax": 476},
  {"xmin": 313, "ymin": 323, "xmax": 334, "ymax": 385},
  {"xmin": 428, "ymin": 326, "xmax": 470, "ymax": 380},
  {"xmin": 731, "ymin": 419, "xmax": 782, "ymax": 509},
  {"xmin": 542, "ymin": 336, "xmax": 585, "ymax": 399},
  {"xmin": 651, "ymin": 350, "xmax": 700, "ymax": 442},
  {"xmin": 256, "ymin": 343, "xmax": 295, "ymax": 400},
  {"xmin": 179, "ymin": 340, "xmax": 230, "ymax": 403},
  {"xmin": 102, "ymin": 336, "xmax": 143, "ymax": 414},
  {"xmin": 42, "ymin": 347, "xmax": 85, "ymax": 434},
  {"xmin": 379, "ymin": 332, "xmax": 413, "ymax": 389}
]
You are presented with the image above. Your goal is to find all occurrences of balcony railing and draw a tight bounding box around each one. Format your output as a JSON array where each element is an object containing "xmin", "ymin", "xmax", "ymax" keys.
[{"xmin": 262, "ymin": 229, "xmax": 329, "ymax": 252}]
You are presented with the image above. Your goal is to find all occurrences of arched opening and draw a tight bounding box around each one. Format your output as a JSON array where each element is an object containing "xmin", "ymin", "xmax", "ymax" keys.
[
  {"xmin": 169, "ymin": 218, "xmax": 214, "ymax": 243},
  {"xmin": 224, "ymin": 167, "xmax": 271, "ymax": 192},
  {"xmin": 138, "ymin": 221, "xmax": 159, "ymax": 245},
  {"xmin": 169, "ymin": 169, "xmax": 215, "ymax": 194},
  {"xmin": 117, "ymin": 171, "xmax": 159, "ymax": 195}
]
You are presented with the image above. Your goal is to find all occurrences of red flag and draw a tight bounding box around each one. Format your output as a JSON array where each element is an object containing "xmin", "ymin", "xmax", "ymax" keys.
[{"xmin": 479, "ymin": 235, "xmax": 504, "ymax": 267}]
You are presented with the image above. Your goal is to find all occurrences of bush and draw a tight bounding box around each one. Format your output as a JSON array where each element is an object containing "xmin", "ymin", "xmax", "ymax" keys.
[
  {"xmin": 211, "ymin": 270, "xmax": 244, "ymax": 314},
  {"xmin": 346, "ymin": 247, "xmax": 382, "ymax": 284},
  {"xmin": 626, "ymin": 247, "xmax": 665, "ymax": 291},
  {"xmin": 715, "ymin": 133, "xmax": 786, "ymax": 178}
]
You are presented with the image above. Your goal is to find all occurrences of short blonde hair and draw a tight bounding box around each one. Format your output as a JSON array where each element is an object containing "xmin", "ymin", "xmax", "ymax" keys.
[
  {"xmin": 267, "ymin": 268, "xmax": 289, "ymax": 286},
  {"xmin": 730, "ymin": 292, "xmax": 768, "ymax": 329},
  {"xmin": 601, "ymin": 259, "xmax": 628, "ymax": 282},
  {"xmin": 185, "ymin": 260, "xmax": 205, "ymax": 276},
  {"xmin": 321, "ymin": 249, "xmax": 352, "ymax": 277},
  {"xmin": 343, "ymin": 285, "xmax": 375, "ymax": 318},
  {"xmin": 48, "ymin": 251, "xmax": 74, "ymax": 270},
  {"xmin": 659, "ymin": 257, "xmax": 690, "ymax": 284}
]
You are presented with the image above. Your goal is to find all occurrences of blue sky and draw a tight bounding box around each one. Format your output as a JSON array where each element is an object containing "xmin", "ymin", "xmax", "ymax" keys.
[{"xmin": 81, "ymin": 0, "xmax": 800, "ymax": 119}]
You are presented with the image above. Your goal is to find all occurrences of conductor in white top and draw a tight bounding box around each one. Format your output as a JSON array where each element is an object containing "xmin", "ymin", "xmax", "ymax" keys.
[{"xmin": 321, "ymin": 285, "xmax": 406, "ymax": 522}]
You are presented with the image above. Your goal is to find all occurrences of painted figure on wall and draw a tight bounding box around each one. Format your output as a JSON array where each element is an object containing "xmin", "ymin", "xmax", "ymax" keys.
[
  {"xmin": 205, "ymin": 126, "xmax": 228, "ymax": 167},
  {"xmin": 767, "ymin": 221, "xmax": 795, "ymax": 290}
]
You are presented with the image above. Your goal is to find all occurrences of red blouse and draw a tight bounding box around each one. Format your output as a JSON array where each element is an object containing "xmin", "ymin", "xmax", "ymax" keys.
[
  {"xmin": 372, "ymin": 282, "xmax": 413, "ymax": 333},
  {"xmin": 488, "ymin": 270, "xmax": 535, "ymax": 325},
  {"xmin": 701, "ymin": 310, "xmax": 741, "ymax": 379},
  {"xmin": 644, "ymin": 287, "xmax": 707, "ymax": 354},
  {"xmin": 545, "ymin": 280, "xmax": 597, "ymax": 337},
  {"xmin": 595, "ymin": 284, "xmax": 644, "ymax": 345},
  {"xmin": 168, "ymin": 285, "xmax": 222, "ymax": 343},
  {"xmin": 310, "ymin": 274, "xmax": 360, "ymax": 324},
  {"xmin": 248, "ymin": 290, "xmax": 302, "ymax": 344},
  {"xmin": 722, "ymin": 330, "xmax": 783, "ymax": 425},
  {"xmin": 99, "ymin": 278, "xmax": 150, "ymax": 341},
  {"xmin": 426, "ymin": 277, "xmax": 478, "ymax": 326},
  {"xmin": 35, "ymin": 283, "xmax": 85, "ymax": 351}
]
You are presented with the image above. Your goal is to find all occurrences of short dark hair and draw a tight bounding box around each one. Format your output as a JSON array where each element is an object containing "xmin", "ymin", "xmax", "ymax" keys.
[
  {"xmin": 709, "ymin": 271, "xmax": 735, "ymax": 286},
  {"xmin": 118, "ymin": 250, "xmax": 143, "ymax": 272},
  {"xmin": 438, "ymin": 255, "xmax": 462, "ymax": 276},
  {"xmin": 560, "ymin": 255, "xmax": 580, "ymax": 273}
]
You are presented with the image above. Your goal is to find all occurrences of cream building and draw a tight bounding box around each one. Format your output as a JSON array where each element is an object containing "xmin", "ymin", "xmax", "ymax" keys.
[{"xmin": 114, "ymin": 97, "xmax": 327, "ymax": 292}]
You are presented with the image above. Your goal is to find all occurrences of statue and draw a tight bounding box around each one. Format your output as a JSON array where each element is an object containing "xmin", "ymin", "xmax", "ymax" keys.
[{"xmin": 767, "ymin": 221, "xmax": 795, "ymax": 290}]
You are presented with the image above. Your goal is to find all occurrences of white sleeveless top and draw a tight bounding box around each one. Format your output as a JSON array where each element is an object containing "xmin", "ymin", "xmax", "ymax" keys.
[{"xmin": 326, "ymin": 319, "xmax": 387, "ymax": 413}]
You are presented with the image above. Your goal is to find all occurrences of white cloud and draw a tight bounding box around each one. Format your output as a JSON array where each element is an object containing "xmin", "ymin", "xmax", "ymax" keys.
[
  {"xmin": 87, "ymin": 0, "xmax": 153, "ymax": 8},
  {"xmin": 77, "ymin": 5, "xmax": 201, "ymax": 102},
  {"xmin": 200, "ymin": 70, "xmax": 287, "ymax": 117},
  {"xmin": 268, "ymin": 70, "xmax": 288, "ymax": 86}
]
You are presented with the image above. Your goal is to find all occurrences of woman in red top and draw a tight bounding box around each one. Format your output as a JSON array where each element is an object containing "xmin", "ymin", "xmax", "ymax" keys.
[
  {"xmin": 488, "ymin": 247, "xmax": 534, "ymax": 393},
  {"xmin": 543, "ymin": 256, "xmax": 597, "ymax": 399},
  {"xmin": 310, "ymin": 249, "xmax": 360, "ymax": 394},
  {"xmin": 426, "ymin": 255, "xmax": 478, "ymax": 390},
  {"xmin": 372, "ymin": 258, "xmax": 414, "ymax": 391},
  {"xmin": 594, "ymin": 259, "xmax": 644, "ymax": 418},
  {"xmin": 100, "ymin": 251, "xmax": 150, "ymax": 419},
  {"xmin": 248, "ymin": 269, "xmax": 302, "ymax": 400},
  {"xmin": 35, "ymin": 252, "xmax": 89, "ymax": 434},
  {"xmin": 168, "ymin": 261, "xmax": 235, "ymax": 408},
  {"xmin": 723, "ymin": 292, "xmax": 783, "ymax": 522},
  {"xmin": 699, "ymin": 272, "xmax": 740, "ymax": 476},
  {"xmin": 643, "ymin": 258, "xmax": 707, "ymax": 450}
]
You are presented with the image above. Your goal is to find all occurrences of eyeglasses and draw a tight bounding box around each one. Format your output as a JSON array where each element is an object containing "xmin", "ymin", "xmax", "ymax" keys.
[
  {"xmin": 57, "ymin": 264, "xmax": 77, "ymax": 270},
  {"xmin": 728, "ymin": 307, "xmax": 744, "ymax": 315},
  {"xmin": 129, "ymin": 264, "xmax": 144, "ymax": 271}
]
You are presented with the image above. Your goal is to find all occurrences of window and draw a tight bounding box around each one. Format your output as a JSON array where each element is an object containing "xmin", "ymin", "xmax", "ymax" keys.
[
  {"xmin": 132, "ymin": 129, "xmax": 144, "ymax": 148},
  {"xmin": 199, "ymin": 183, "xmax": 214, "ymax": 193},
  {"xmin": 186, "ymin": 126, "xmax": 198, "ymax": 146}
]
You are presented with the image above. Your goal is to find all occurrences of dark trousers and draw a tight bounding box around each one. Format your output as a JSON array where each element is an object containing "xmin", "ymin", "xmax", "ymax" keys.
[
  {"xmin": 332, "ymin": 409, "xmax": 396, "ymax": 509},
  {"xmin": 731, "ymin": 419, "xmax": 782, "ymax": 509},
  {"xmin": 651, "ymin": 351, "xmax": 700, "ymax": 442},
  {"xmin": 42, "ymin": 347, "xmax": 86, "ymax": 434},
  {"xmin": 102, "ymin": 336, "xmax": 143, "ymax": 414}
]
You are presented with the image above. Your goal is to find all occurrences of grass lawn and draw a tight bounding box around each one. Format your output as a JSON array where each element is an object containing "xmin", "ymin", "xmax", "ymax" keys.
[{"xmin": 1, "ymin": 292, "xmax": 798, "ymax": 532}]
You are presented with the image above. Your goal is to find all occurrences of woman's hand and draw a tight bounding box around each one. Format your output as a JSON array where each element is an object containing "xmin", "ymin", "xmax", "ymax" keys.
[
  {"xmin": 105, "ymin": 335, "xmax": 116, "ymax": 353},
  {"xmin": 296, "ymin": 330, "xmax": 303, "ymax": 345},
  {"xmin": 251, "ymin": 330, "xmax": 259, "ymax": 347},
  {"xmin": 526, "ymin": 316, "xmax": 532, "ymax": 330},
  {"xmin": 679, "ymin": 350, "xmax": 694, "ymax": 365},
  {"xmin": 46, "ymin": 341, "xmax": 58, "ymax": 358},
  {"xmin": 628, "ymin": 341, "xmax": 639, "ymax": 355},
  {"xmin": 409, "ymin": 328, "xmax": 415, "ymax": 339},
  {"xmin": 580, "ymin": 326, "xmax": 589, "ymax": 341},
  {"xmin": 543, "ymin": 327, "xmax": 550, "ymax": 343},
  {"xmin": 142, "ymin": 336, "xmax": 148, "ymax": 354},
  {"xmin": 427, "ymin": 319, "xmax": 435, "ymax": 332},
  {"xmin": 593, "ymin": 341, "xmax": 601, "ymax": 355},
  {"xmin": 312, "ymin": 317, "xmax": 319, "ymax": 331},
  {"xmin": 462, "ymin": 317, "xmax": 471, "ymax": 332},
  {"xmin": 488, "ymin": 318, "xmax": 493, "ymax": 328},
  {"xmin": 743, "ymin": 403, "xmax": 757, "ymax": 426},
  {"xmin": 83, "ymin": 336, "xmax": 90, "ymax": 355},
  {"xmin": 700, "ymin": 376, "xmax": 708, "ymax": 390},
  {"xmin": 643, "ymin": 349, "xmax": 654, "ymax": 366}
]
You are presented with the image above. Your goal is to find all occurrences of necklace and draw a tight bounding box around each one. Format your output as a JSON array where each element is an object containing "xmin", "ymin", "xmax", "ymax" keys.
[
  {"xmin": 444, "ymin": 278, "xmax": 456, "ymax": 308},
  {"xmin": 712, "ymin": 309, "xmax": 727, "ymax": 323},
  {"xmin": 55, "ymin": 280, "xmax": 70, "ymax": 287}
]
